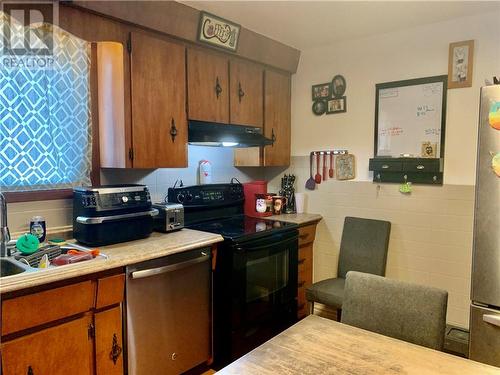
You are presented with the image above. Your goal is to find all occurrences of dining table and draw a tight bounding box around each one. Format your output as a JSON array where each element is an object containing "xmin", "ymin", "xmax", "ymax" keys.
[{"xmin": 217, "ymin": 315, "xmax": 500, "ymax": 374}]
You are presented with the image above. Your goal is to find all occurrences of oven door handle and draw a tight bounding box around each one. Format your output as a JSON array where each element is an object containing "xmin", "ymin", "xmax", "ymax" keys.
[
  {"xmin": 130, "ymin": 251, "xmax": 210, "ymax": 279},
  {"xmin": 235, "ymin": 235, "xmax": 298, "ymax": 252},
  {"xmin": 76, "ymin": 209, "xmax": 159, "ymax": 224}
]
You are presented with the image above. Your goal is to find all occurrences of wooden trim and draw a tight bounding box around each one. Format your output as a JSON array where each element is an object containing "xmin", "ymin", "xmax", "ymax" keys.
[
  {"xmin": 90, "ymin": 42, "xmax": 102, "ymax": 183},
  {"xmin": 69, "ymin": 1, "xmax": 301, "ymax": 73}
]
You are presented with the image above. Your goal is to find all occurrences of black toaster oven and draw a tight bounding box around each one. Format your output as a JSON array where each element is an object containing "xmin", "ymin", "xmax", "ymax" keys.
[{"xmin": 73, "ymin": 185, "xmax": 158, "ymax": 246}]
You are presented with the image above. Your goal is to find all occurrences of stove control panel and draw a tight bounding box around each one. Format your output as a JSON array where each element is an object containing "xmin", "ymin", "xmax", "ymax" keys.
[{"xmin": 168, "ymin": 183, "xmax": 244, "ymax": 206}]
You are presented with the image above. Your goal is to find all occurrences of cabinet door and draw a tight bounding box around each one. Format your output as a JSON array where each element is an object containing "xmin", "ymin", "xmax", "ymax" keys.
[
  {"xmin": 263, "ymin": 70, "xmax": 291, "ymax": 166},
  {"xmin": 187, "ymin": 48, "xmax": 229, "ymax": 123},
  {"xmin": 1, "ymin": 315, "xmax": 93, "ymax": 375},
  {"xmin": 130, "ymin": 32, "xmax": 187, "ymax": 168},
  {"xmin": 229, "ymin": 59, "xmax": 263, "ymax": 127},
  {"xmin": 95, "ymin": 306, "xmax": 124, "ymax": 375}
]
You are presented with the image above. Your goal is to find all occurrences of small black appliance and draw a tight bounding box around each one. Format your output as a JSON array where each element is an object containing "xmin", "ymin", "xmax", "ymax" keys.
[{"xmin": 73, "ymin": 184, "xmax": 158, "ymax": 246}]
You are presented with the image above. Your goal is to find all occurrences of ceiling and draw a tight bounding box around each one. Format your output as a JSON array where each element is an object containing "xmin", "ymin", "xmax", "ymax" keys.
[{"xmin": 182, "ymin": 1, "xmax": 499, "ymax": 50}]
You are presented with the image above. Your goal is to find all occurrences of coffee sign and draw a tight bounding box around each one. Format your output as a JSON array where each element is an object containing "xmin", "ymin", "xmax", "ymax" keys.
[{"xmin": 198, "ymin": 12, "xmax": 240, "ymax": 52}]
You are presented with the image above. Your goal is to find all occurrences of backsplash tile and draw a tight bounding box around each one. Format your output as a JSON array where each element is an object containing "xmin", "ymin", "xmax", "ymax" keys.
[{"xmin": 8, "ymin": 146, "xmax": 264, "ymax": 232}]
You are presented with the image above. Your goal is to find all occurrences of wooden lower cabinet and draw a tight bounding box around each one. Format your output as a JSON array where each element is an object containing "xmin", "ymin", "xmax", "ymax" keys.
[
  {"xmin": 297, "ymin": 223, "xmax": 318, "ymax": 319},
  {"xmin": 1, "ymin": 274, "xmax": 125, "ymax": 375},
  {"xmin": 95, "ymin": 306, "xmax": 124, "ymax": 375},
  {"xmin": 1, "ymin": 315, "xmax": 94, "ymax": 375}
]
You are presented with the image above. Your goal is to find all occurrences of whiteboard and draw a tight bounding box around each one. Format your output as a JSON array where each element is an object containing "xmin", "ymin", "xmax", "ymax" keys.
[{"xmin": 376, "ymin": 78, "xmax": 445, "ymax": 158}]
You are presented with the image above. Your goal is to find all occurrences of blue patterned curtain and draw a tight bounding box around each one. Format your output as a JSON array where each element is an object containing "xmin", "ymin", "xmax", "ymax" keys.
[{"xmin": 0, "ymin": 16, "xmax": 92, "ymax": 191}]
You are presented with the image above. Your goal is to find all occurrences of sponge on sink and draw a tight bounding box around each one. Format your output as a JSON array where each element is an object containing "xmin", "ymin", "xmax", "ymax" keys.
[{"xmin": 16, "ymin": 234, "xmax": 40, "ymax": 254}]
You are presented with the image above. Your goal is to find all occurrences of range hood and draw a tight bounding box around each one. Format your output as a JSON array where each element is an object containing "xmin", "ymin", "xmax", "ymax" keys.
[{"xmin": 188, "ymin": 120, "xmax": 273, "ymax": 147}]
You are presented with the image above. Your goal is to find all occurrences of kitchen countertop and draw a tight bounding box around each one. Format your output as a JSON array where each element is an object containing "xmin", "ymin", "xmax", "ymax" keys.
[
  {"xmin": 218, "ymin": 315, "xmax": 499, "ymax": 375},
  {"xmin": 0, "ymin": 229, "xmax": 223, "ymax": 294},
  {"xmin": 267, "ymin": 213, "xmax": 322, "ymax": 226}
]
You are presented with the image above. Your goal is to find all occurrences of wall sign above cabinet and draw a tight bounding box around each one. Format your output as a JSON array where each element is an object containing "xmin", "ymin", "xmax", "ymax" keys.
[{"xmin": 198, "ymin": 12, "xmax": 241, "ymax": 52}]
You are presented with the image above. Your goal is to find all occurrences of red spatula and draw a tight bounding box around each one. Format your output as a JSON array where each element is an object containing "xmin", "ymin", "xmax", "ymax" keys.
[
  {"xmin": 314, "ymin": 152, "xmax": 322, "ymax": 184},
  {"xmin": 322, "ymin": 152, "xmax": 327, "ymax": 181},
  {"xmin": 329, "ymin": 152, "xmax": 334, "ymax": 178}
]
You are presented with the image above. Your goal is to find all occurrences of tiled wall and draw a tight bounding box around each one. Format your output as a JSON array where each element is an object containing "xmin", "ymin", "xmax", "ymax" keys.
[
  {"xmin": 8, "ymin": 146, "xmax": 264, "ymax": 233},
  {"xmin": 267, "ymin": 156, "xmax": 474, "ymax": 328}
]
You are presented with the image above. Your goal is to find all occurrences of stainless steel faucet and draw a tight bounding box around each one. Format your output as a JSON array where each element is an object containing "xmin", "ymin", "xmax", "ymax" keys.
[{"xmin": 0, "ymin": 192, "xmax": 11, "ymax": 257}]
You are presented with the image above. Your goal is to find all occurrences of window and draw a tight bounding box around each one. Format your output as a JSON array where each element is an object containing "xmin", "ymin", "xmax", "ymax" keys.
[{"xmin": 0, "ymin": 16, "xmax": 92, "ymax": 193}]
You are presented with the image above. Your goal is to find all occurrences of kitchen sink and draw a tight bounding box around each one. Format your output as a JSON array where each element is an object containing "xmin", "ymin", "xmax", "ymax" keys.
[{"xmin": 0, "ymin": 258, "xmax": 30, "ymax": 277}]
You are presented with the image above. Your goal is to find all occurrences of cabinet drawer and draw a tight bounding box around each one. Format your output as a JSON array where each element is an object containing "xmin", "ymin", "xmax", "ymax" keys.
[
  {"xmin": 403, "ymin": 159, "xmax": 442, "ymax": 173},
  {"xmin": 96, "ymin": 274, "xmax": 125, "ymax": 309},
  {"xmin": 298, "ymin": 224, "xmax": 317, "ymax": 246},
  {"xmin": 369, "ymin": 159, "xmax": 403, "ymax": 172},
  {"xmin": 2, "ymin": 281, "xmax": 94, "ymax": 336}
]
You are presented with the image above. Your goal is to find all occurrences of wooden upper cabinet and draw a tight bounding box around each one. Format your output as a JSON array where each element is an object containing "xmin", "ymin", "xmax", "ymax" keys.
[
  {"xmin": 187, "ymin": 48, "xmax": 229, "ymax": 124},
  {"xmin": 229, "ymin": 59, "xmax": 264, "ymax": 127},
  {"xmin": 130, "ymin": 32, "xmax": 187, "ymax": 168},
  {"xmin": 1, "ymin": 315, "xmax": 93, "ymax": 375},
  {"xmin": 263, "ymin": 70, "xmax": 291, "ymax": 167}
]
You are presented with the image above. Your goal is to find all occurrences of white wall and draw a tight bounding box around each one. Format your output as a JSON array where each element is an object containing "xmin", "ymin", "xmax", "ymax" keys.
[
  {"xmin": 291, "ymin": 12, "xmax": 500, "ymax": 185},
  {"xmin": 272, "ymin": 10, "xmax": 500, "ymax": 329}
]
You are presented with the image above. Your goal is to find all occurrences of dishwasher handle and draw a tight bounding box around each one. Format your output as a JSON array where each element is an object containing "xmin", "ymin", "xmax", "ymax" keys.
[
  {"xmin": 130, "ymin": 251, "xmax": 209, "ymax": 279},
  {"xmin": 483, "ymin": 314, "xmax": 500, "ymax": 327}
]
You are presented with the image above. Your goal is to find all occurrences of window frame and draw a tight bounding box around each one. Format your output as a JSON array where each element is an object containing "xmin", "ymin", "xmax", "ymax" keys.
[{"xmin": 3, "ymin": 44, "xmax": 100, "ymax": 203}]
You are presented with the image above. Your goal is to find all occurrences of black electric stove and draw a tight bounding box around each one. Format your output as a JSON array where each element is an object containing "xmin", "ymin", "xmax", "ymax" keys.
[
  {"xmin": 188, "ymin": 214, "xmax": 297, "ymax": 242},
  {"xmin": 167, "ymin": 182, "xmax": 299, "ymax": 367}
]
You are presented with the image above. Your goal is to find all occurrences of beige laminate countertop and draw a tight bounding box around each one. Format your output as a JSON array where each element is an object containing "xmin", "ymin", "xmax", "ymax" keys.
[
  {"xmin": 266, "ymin": 213, "xmax": 322, "ymax": 226},
  {"xmin": 0, "ymin": 229, "xmax": 223, "ymax": 294},
  {"xmin": 218, "ymin": 315, "xmax": 499, "ymax": 375}
]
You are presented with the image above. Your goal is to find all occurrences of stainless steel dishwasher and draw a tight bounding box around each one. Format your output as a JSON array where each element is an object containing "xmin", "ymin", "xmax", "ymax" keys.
[{"xmin": 125, "ymin": 247, "xmax": 211, "ymax": 374}]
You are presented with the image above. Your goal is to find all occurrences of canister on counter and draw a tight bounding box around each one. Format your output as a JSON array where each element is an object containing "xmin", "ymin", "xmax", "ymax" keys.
[{"xmin": 30, "ymin": 216, "xmax": 46, "ymax": 243}]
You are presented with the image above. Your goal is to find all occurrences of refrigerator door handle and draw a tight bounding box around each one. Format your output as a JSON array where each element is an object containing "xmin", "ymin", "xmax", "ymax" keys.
[{"xmin": 483, "ymin": 314, "xmax": 500, "ymax": 328}]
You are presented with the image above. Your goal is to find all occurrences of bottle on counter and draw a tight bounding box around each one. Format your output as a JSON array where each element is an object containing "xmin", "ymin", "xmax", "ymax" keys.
[
  {"xmin": 30, "ymin": 216, "xmax": 46, "ymax": 243},
  {"xmin": 199, "ymin": 160, "xmax": 212, "ymax": 185}
]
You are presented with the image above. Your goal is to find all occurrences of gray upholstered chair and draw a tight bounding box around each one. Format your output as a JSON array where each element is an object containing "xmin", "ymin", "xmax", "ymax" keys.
[
  {"xmin": 341, "ymin": 271, "xmax": 448, "ymax": 351},
  {"xmin": 306, "ymin": 216, "xmax": 391, "ymax": 318}
]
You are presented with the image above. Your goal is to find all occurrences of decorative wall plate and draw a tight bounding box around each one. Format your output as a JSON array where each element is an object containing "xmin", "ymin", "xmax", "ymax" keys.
[
  {"xmin": 332, "ymin": 75, "xmax": 347, "ymax": 98},
  {"xmin": 312, "ymin": 100, "xmax": 327, "ymax": 115}
]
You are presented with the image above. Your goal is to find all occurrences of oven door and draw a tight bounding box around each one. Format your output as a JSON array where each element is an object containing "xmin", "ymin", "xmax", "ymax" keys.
[{"xmin": 230, "ymin": 229, "xmax": 298, "ymax": 357}]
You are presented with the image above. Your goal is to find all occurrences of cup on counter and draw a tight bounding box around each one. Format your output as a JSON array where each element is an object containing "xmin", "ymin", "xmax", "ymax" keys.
[
  {"xmin": 295, "ymin": 193, "xmax": 306, "ymax": 214},
  {"xmin": 272, "ymin": 196, "xmax": 286, "ymax": 215},
  {"xmin": 255, "ymin": 193, "xmax": 274, "ymax": 216}
]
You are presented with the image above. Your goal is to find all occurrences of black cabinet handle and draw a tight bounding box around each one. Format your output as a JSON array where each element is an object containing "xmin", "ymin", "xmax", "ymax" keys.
[
  {"xmin": 170, "ymin": 118, "xmax": 178, "ymax": 142},
  {"xmin": 238, "ymin": 82, "xmax": 245, "ymax": 102},
  {"xmin": 215, "ymin": 77, "xmax": 222, "ymax": 99},
  {"xmin": 271, "ymin": 128, "xmax": 276, "ymax": 145},
  {"xmin": 109, "ymin": 333, "xmax": 123, "ymax": 365}
]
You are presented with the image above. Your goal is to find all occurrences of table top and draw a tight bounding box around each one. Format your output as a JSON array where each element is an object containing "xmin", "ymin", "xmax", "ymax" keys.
[{"xmin": 218, "ymin": 315, "xmax": 500, "ymax": 375}]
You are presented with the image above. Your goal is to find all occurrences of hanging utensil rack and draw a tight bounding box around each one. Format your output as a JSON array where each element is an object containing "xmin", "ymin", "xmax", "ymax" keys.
[{"xmin": 309, "ymin": 149, "xmax": 349, "ymax": 156}]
